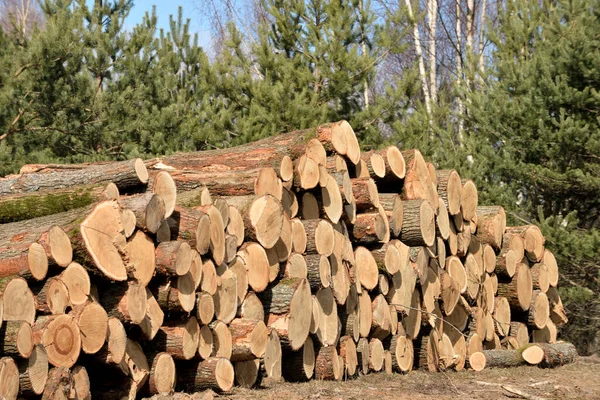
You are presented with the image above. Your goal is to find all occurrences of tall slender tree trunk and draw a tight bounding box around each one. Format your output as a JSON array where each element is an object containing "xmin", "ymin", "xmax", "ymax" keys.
[
  {"xmin": 455, "ymin": 0, "xmax": 465, "ymax": 145},
  {"xmin": 427, "ymin": 0, "xmax": 437, "ymax": 104},
  {"xmin": 478, "ymin": 0, "xmax": 487, "ymax": 76},
  {"xmin": 404, "ymin": 0, "xmax": 432, "ymax": 121}
]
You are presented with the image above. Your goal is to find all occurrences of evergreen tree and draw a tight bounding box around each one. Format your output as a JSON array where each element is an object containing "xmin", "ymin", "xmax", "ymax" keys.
[{"xmin": 465, "ymin": 0, "xmax": 600, "ymax": 353}]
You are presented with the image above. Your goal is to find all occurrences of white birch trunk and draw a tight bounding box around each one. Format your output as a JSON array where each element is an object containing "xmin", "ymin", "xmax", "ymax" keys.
[{"xmin": 427, "ymin": 0, "xmax": 438, "ymax": 104}]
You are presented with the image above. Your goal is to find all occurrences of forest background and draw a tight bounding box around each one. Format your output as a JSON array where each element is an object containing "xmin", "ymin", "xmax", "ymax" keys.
[{"xmin": 1, "ymin": 0, "xmax": 598, "ymax": 354}]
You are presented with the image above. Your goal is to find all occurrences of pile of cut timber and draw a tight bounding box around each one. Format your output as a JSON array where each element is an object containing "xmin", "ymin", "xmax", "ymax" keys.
[{"xmin": 0, "ymin": 121, "xmax": 577, "ymax": 399}]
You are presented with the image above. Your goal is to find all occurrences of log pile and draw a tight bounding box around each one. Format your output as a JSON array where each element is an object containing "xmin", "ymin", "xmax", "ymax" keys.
[{"xmin": 0, "ymin": 121, "xmax": 576, "ymax": 399}]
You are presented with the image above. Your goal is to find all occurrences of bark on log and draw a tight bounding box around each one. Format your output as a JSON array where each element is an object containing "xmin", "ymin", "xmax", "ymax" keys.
[
  {"xmin": 146, "ymin": 352, "xmax": 176, "ymax": 395},
  {"xmin": 281, "ymin": 336, "xmax": 315, "ymax": 382},
  {"xmin": 177, "ymin": 357, "xmax": 234, "ymax": 393},
  {"xmin": 315, "ymin": 346, "xmax": 342, "ymax": 380},
  {"xmin": 497, "ymin": 263, "xmax": 533, "ymax": 312},
  {"xmin": 0, "ymin": 320, "xmax": 34, "ymax": 358},
  {"xmin": 436, "ymin": 170, "xmax": 462, "ymax": 215},
  {"xmin": 229, "ymin": 318, "xmax": 269, "ymax": 362},
  {"xmin": 536, "ymin": 342, "xmax": 577, "ymax": 368},
  {"xmin": 18, "ymin": 344, "xmax": 48, "ymax": 396},
  {"xmin": 400, "ymin": 199, "xmax": 435, "ymax": 247},
  {"xmin": 506, "ymin": 225, "xmax": 545, "ymax": 263},
  {"xmin": 0, "ymin": 158, "xmax": 148, "ymax": 196},
  {"xmin": 151, "ymin": 318, "xmax": 200, "ymax": 360},
  {"xmin": 401, "ymin": 149, "xmax": 438, "ymax": 210},
  {"xmin": 481, "ymin": 345, "xmax": 544, "ymax": 368}
]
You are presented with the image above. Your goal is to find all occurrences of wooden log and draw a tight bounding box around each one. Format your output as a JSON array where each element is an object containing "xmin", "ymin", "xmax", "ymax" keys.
[
  {"xmin": 0, "ymin": 320, "xmax": 33, "ymax": 358},
  {"xmin": 259, "ymin": 278, "xmax": 312, "ymax": 351},
  {"xmin": 543, "ymin": 249, "xmax": 559, "ymax": 288},
  {"xmin": 476, "ymin": 206, "xmax": 507, "ymax": 250},
  {"xmin": 191, "ymin": 204, "xmax": 226, "ymax": 265},
  {"xmin": 402, "ymin": 289, "xmax": 422, "ymax": 339},
  {"xmin": 315, "ymin": 346, "xmax": 342, "ymax": 380},
  {"xmin": 229, "ymin": 318, "xmax": 269, "ymax": 362},
  {"xmin": 339, "ymin": 305, "xmax": 360, "ymax": 343},
  {"xmin": 464, "ymin": 253, "xmax": 482, "ymax": 302},
  {"xmin": 59, "ymin": 262, "xmax": 90, "ymax": 306},
  {"xmin": 291, "ymin": 218, "xmax": 307, "ymax": 254},
  {"xmin": 481, "ymin": 345, "xmax": 544, "ymax": 368},
  {"xmin": 303, "ymin": 219, "xmax": 334, "ymax": 256},
  {"xmin": 356, "ymin": 337, "xmax": 370, "ymax": 375},
  {"xmin": 151, "ymin": 318, "xmax": 200, "ymax": 361},
  {"xmin": 93, "ymin": 317, "xmax": 127, "ymax": 365},
  {"xmin": 198, "ymin": 325, "xmax": 214, "ymax": 360},
  {"xmin": 226, "ymin": 194, "xmax": 284, "ymax": 250},
  {"xmin": 1, "ymin": 277, "xmax": 36, "ymax": 324},
  {"xmin": 305, "ymin": 254, "xmax": 331, "ymax": 291},
  {"xmin": 155, "ymin": 240, "xmax": 192, "ymax": 277},
  {"xmin": 492, "ymin": 297, "xmax": 511, "ymax": 337},
  {"xmin": 69, "ymin": 301, "xmax": 108, "ymax": 354},
  {"xmin": 319, "ymin": 172, "xmax": 344, "ymax": 223},
  {"xmin": 33, "ymin": 277, "xmax": 70, "ymax": 317},
  {"xmin": 517, "ymin": 289, "xmax": 550, "ymax": 329},
  {"xmin": 400, "ymin": 199, "xmax": 435, "ymax": 247},
  {"xmin": 37, "ymin": 314, "xmax": 81, "ymax": 368},
  {"xmin": 314, "ymin": 288, "xmax": 340, "ymax": 347},
  {"xmin": 41, "ymin": 366, "xmax": 73, "ymax": 400},
  {"xmin": 350, "ymin": 178, "xmax": 380, "ymax": 211},
  {"xmin": 177, "ymin": 357, "xmax": 234, "ymax": 393},
  {"xmin": 530, "ymin": 262, "xmax": 550, "ymax": 292},
  {"xmin": 138, "ymin": 288, "xmax": 164, "ymax": 341},
  {"xmin": 234, "ymin": 359, "xmax": 262, "ymax": 388},
  {"xmin": 127, "ymin": 230, "xmax": 156, "ymax": 286},
  {"xmin": 533, "ymin": 318, "xmax": 558, "ymax": 344},
  {"xmin": 200, "ymin": 258, "xmax": 218, "ymax": 295},
  {"xmin": 368, "ymin": 338, "xmax": 385, "ymax": 372},
  {"xmin": 371, "ymin": 294, "xmax": 392, "ymax": 340},
  {"xmin": 236, "ymin": 292, "xmax": 265, "ymax": 322},
  {"xmin": 146, "ymin": 352, "xmax": 176, "ymax": 395},
  {"xmin": 237, "ymin": 243, "xmax": 270, "ymax": 293},
  {"xmin": 354, "ymin": 247, "xmax": 379, "ymax": 290},
  {"xmin": 214, "ymin": 268, "xmax": 238, "ymax": 324},
  {"xmin": 536, "ymin": 342, "xmax": 577, "ymax": 368},
  {"xmin": 439, "ymin": 271, "xmax": 461, "ymax": 316},
  {"xmin": 401, "ymin": 149, "xmax": 438, "ymax": 210},
  {"xmin": 436, "ymin": 197, "xmax": 451, "ymax": 240},
  {"xmin": 301, "ymin": 192, "xmax": 320, "ymax": 219},
  {"xmin": 378, "ymin": 193, "xmax": 403, "ymax": 238},
  {"xmin": 260, "ymin": 329, "xmax": 282, "ymax": 382},
  {"xmin": 119, "ymin": 193, "xmax": 165, "ymax": 234},
  {"xmin": 460, "ymin": 179, "xmax": 478, "ymax": 221},
  {"xmin": 413, "ymin": 328, "xmax": 440, "ymax": 372},
  {"xmin": 101, "ymin": 280, "xmax": 147, "ymax": 325},
  {"xmin": 497, "ymin": 262, "xmax": 533, "ymax": 312},
  {"xmin": 352, "ymin": 209, "xmax": 388, "ymax": 245},
  {"xmin": 338, "ymin": 335, "xmax": 358, "ymax": 377},
  {"xmin": 445, "ymin": 296, "xmax": 471, "ymax": 332},
  {"xmin": 547, "ymin": 287, "xmax": 568, "ymax": 326},
  {"xmin": 371, "ymin": 240, "xmax": 402, "ymax": 275},
  {"xmin": 506, "ymin": 225, "xmax": 545, "ymax": 262},
  {"xmin": 436, "ymin": 169, "xmax": 462, "ymax": 215},
  {"xmin": 0, "ymin": 158, "xmax": 148, "ymax": 196},
  {"xmin": 389, "ymin": 334, "xmax": 414, "ymax": 373},
  {"xmin": 281, "ymin": 336, "xmax": 315, "ymax": 382},
  {"xmin": 18, "ymin": 344, "xmax": 48, "ymax": 396}
]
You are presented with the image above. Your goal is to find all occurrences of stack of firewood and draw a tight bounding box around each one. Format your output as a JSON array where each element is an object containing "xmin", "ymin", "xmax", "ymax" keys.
[{"xmin": 0, "ymin": 121, "xmax": 577, "ymax": 399}]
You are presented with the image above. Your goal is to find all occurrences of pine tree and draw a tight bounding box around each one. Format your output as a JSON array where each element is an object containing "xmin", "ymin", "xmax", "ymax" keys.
[{"xmin": 465, "ymin": 0, "xmax": 600, "ymax": 353}]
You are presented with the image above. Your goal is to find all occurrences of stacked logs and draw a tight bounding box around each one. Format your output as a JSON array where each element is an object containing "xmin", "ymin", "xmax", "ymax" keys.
[{"xmin": 0, "ymin": 121, "xmax": 577, "ymax": 399}]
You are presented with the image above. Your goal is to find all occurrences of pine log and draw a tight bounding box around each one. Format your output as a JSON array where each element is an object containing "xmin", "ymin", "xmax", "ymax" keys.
[
  {"xmin": 146, "ymin": 352, "xmax": 176, "ymax": 395},
  {"xmin": 492, "ymin": 297, "xmax": 511, "ymax": 337},
  {"xmin": 354, "ymin": 247, "xmax": 379, "ymax": 290},
  {"xmin": 259, "ymin": 278, "xmax": 312, "ymax": 351},
  {"xmin": 445, "ymin": 296, "xmax": 471, "ymax": 332},
  {"xmin": 281, "ymin": 336, "xmax": 315, "ymax": 382},
  {"xmin": 31, "ymin": 277, "xmax": 69, "ymax": 315},
  {"xmin": 237, "ymin": 243, "xmax": 270, "ymax": 293},
  {"xmin": 436, "ymin": 197, "xmax": 451, "ymax": 240},
  {"xmin": 229, "ymin": 318, "xmax": 269, "ymax": 362},
  {"xmin": 352, "ymin": 209, "xmax": 388, "ymax": 245},
  {"xmin": 371, "ymin": 294, "xmax": 392, "ymax": 340},
  {"xmin": 69, "ymin": 301, "xmax": 108, "ymax": 354},
  {"xmin": 543, "ymin": 249, "xmax": 559, "ymax": 288},
  {"xmin": 41, "ymin": 366, "xmax": 73, "ymax": 400},
  {"xmin": 497, "ymin": 262, "xmax": 533, "ymax": 312},
  {"xmin": 152, "ymin": 318, "xmax": 200, "ymax": 361},
  {"xmin": 481, "ymin": 345, "xmax": 544, "ymax": 368},
  {"xmin": 439, "ymin": 271, "xmax": 461, "ymax": 316},
  {"xmin": 506, "ymin": 225, "xmax": 545, "ymax": 263},
  {"xmin": 402, "ymin": 289, "xmax": 422, "ymax": 339},
  {"xmin": 314, "ymin": 287, "xmax": 340, "ymax": 346},
  {"xmin": 356, "ymin": 337, "xmax": 370, "ymax": 375},
  {"xmin": 464, "ymin": 253, "xmax": 483, "ymax": 302},
  {"xmin": 59, "ymin": 262, "xmax": 90, "ymax": 306},
  {"xmin": 350, "ymin": 177, "xmax": 380, "ymax": 211},
  {"xmin": 128, "ymin": 230, "xmax": 156, "ymax": 286},
  {"xmin": 516, "ymin": 289, "xmax": 550, "ymax": 329},
  {"xmin": 533, "ymin": 318, "xmax": 558, "ymax": 344},
  {"xmin": 37, "ymin": 314, "xmax": 81, "ymax": 368},
  {"xmin": 371, "ymin": 240, "xmax": 403, "ymax": 275},
  {"xmin": 509, "ymin": 321, "xmax": 529, "ymax": 348},
  {"xmin": 338, "ymin": 335, "xmax": 358, "ymax": 377},
  {"xmin": 0, "ymin": 158, "xmax": 147, "ymax": 197},
  {"xmin": 400, "ymin": 199, "xmax": 435, "ymax": 247},
  {"xmin": 529, "ymin": 262, "xmax": 549, "ymax": 293},
  {"xmin": 547, "ymin": 287, "xmax": 568, "ymax": 326},
  {"xmin": 119, "ymin": 192, "xmax": 165, "ymax": 234},
  {"xmin": 413, "ymin": 329, "xmax": 440, "ymax": 372},
  {"xmin": 100, "ymin": 280, "xmax": 147, "ymax": 325},
  {"xmin": 368, "ymin": 338, "xmax": 385, "ymax": 372},
  {"xmin": 389, "ymin": 334, "xmax": 414, "ymax": 373},
  {"xmin": 93, "ymin": 317, "xmax": 127, "ymax": 365},
  {"xmin": 303, "ymin": 219, "xmax": 334, "ymax": 256},
  {"xmin": 236, "ymin": 291, "xmax": 265, "ymax": 322},
  {"xmin": 315, "ymin": 346, "xmax": 342, "ymax": 380},
  {"xmin": 198, "ymin": 325, "xmax": 214, "ymax": 360},
  {"xmin": 460, "ymin": 179, "xmax": 478, "ymax": 221},
  {"xmin": 139, "ymin": 288, "xmax": 164, "ymax": 341},
  {"xmin": 401, "ymin": 149, "xmax": 438, "ymax": 210},
  {"xmin": 234, "ymin": 359, "xmax": 262, "ymax": 388},
  {"xmin": 155, "ymin": 240, "xmax": 192, "ymax": 277},
  {"xmin": 229, "ymin": 256, "xmax": 249, "ymax": 306},
  {"xmin": 17, "ymin": 344, "xmax": 48, "ymax": 396},
  {"xmin": 305, "ymin": 254, "xmax": 331, "ymax": 291},
  {"xmin": 1, "ymin": 277, "xmax": 36, "ymax": 324},
  {"xmin": 436, "ymin": 169, "xmax": 462, "ymax": 215},
  {"xmin": 536, "ymin": 342, "xmax": 577, "ymax": 368},
  {"xmin": 177, "ymin": 357, "xmax": 234, "ymax": 393},
  {"xmin": 260, "ymin": 329, "xmax": 282, "ymax": 382},
  {"xmin": 0, "ymin": 320, "xmax": 33, "ymax": 358},
  {"xmin": 476, "ymin": 206, "xmax": 507, "ymax": 250},
  {"xmin": 466, "ymin": 352, "xmax": 486, "ymax": 371}
]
